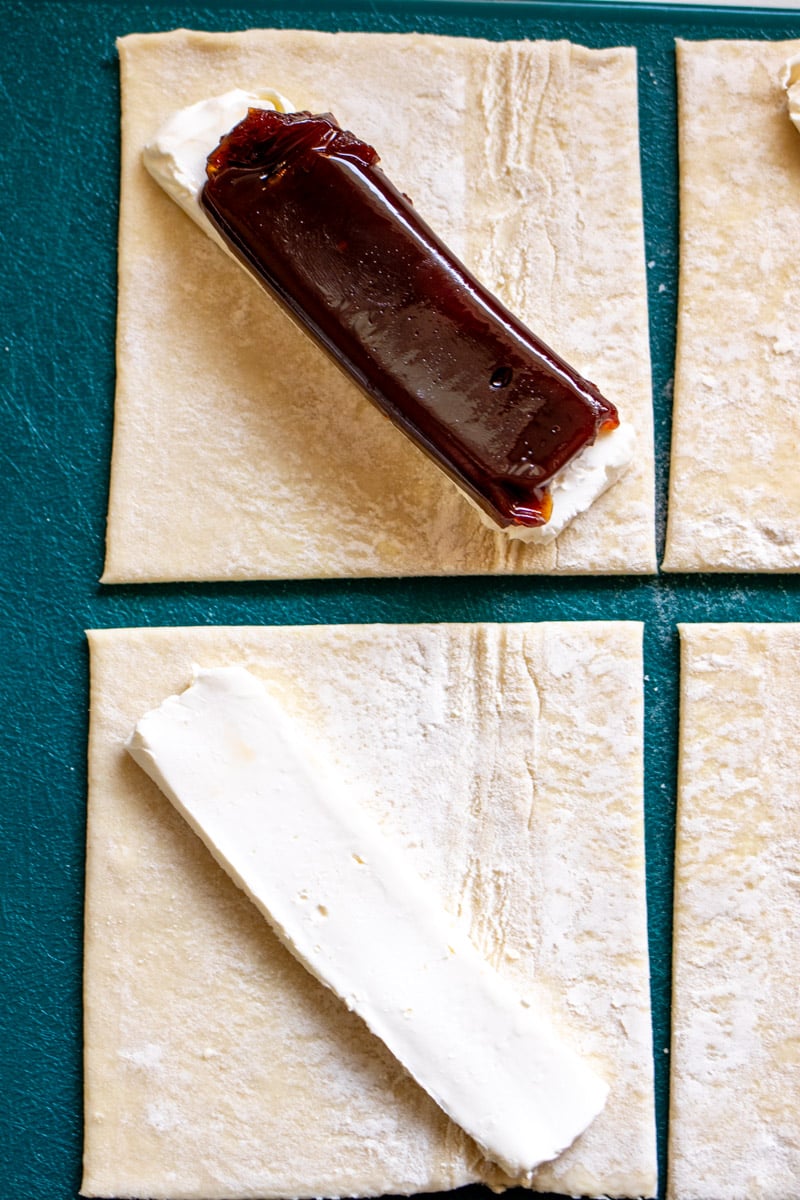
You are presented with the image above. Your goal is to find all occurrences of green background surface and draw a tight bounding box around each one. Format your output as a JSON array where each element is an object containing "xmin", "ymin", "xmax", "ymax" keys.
[{"xmin": 2, "ymin": 1, "xmax": 800, "ymax": 1197}]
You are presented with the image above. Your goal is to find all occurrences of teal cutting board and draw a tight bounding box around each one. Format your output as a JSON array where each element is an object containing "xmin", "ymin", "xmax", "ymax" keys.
[{"xmin": 2, "ymin": 1, "xmax": 800, "ymax": 1197}]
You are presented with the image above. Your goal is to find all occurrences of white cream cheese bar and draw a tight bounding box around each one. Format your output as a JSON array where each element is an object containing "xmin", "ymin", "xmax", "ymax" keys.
[
  {"xmin": 783, "ymin": 53, "xmax": 800, "ymax": 133},
  {"xmin": 127, "ymin": 664, "xmax": 608, "ymax": 1178},
  {"xmin": 143, "ymin": 89, "xmax": 634, "ymax": 547},
  {"xmin": 471, "ymin": 421, "xmax": 635, "ymax": 544},
  {"xmin": 143, "ymin": 88, "xmax": 295, "ymax": 250}
]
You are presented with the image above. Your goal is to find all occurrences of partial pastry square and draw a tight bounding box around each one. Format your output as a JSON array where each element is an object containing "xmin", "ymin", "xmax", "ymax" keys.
[
  {"xmin": 663, "ymin": 39, "xmax": 800, "ymax": 572},
  {"xmin": 103, "ymin": 29, "xmax": 655, "ymax": 581},
  {"xmin": 669, "ymin": 624, "xmax": 800, "ymax": 1199},
  {"xmin": 83, "ymin": 622, "xmax": 656, "ymax": 1199}
]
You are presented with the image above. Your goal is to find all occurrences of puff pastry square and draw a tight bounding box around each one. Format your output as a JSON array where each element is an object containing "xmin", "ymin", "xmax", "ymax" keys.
[
  {"xmin": 82, "ymin": 622, "xmax": 656, "ymax": 1199},
  {"xmin": 669, "ymin": 624, "xmax": 800, "ymax": 1199},
  {"xmin": 663, "ymin": 39, "xmax": 800, "ymax": 572},
  {"xmin": 103, "ymin": 29, "xmax": 655, "ymax": 582}
]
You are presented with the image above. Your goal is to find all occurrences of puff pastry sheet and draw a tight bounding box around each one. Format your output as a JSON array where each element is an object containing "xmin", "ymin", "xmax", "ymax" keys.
[
  {"xmin": 82, "ymin": 622, "xmax": 656, "ymax": 1199},
  {"xmin": 663, "ymin": 40, "xmax": 800, "ymax": 572},
  {"xmin": 103, "ymin": 29, "xmax": 655, "ymax": 582},
  {"xmin": 669, "ymin": 624, "xmax": 800, "ymax": 1200}
]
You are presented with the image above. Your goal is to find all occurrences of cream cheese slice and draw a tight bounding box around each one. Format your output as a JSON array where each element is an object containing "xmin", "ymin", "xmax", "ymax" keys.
[
  {"xmin": 142, "ymin": 88, "xmax": 295, "ymax": 252},
  {"xmin": 142, "ymin": 93, "xmax": 634, "ymax": 546},
  {"xmin": 471, "ymin": 421, "xmax": 636, "ymax": 544},
  {"xmin": 783, "ymin": 53, "xmax": 800, "ymax": 134},
  {"xmin": 127, "ymin": 665, "xmax": 608, "ymax": 1179}
]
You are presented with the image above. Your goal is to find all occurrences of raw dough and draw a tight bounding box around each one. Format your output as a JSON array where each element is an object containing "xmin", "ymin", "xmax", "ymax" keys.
[
  {"xmin": 663, "ymin": 39, "xmax": 800, "ymax": 572},
  {"xmin": 82, "ymin": 622, "xmax": 657, "ymax": 1199},
  {"xmin": 668, "ymin": 624, "xmax": 800, "ymax": 1199},
  {"xmin": 103, "ymin": 29, "xmax": 655, "ymax": 582}
]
